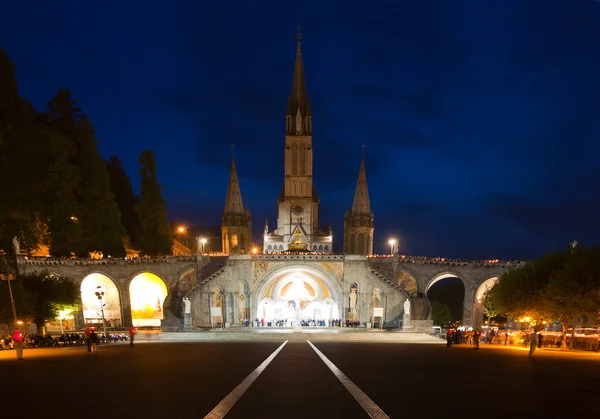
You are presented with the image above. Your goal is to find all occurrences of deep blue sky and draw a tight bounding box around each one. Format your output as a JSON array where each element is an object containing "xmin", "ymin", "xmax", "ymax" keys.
[{"xmin": 2, "ymin": 1, "xmax": 600, "ymax": 259}]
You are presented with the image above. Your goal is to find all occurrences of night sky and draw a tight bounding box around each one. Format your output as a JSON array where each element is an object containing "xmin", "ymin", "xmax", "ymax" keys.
[{"xmin": 2, "ymin": 1, "xmax": 600, "ymax": 260}]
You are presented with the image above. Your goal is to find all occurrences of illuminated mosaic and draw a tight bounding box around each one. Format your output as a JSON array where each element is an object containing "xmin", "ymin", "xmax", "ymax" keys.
[
  {"xmin": 81, "ymin": 273, "xmax": 122, "ymax": 326},
  {"xmin": 129, "ymin": 272, "xmax": 168, "ymax": 327},
  {"xmin": 319, "ymin": 262, "xmax": 343, "ymax": 281}
]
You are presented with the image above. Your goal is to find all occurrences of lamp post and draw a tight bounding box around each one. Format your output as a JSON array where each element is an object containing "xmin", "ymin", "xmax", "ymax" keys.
[
  {"xmin": 95, "ymin": 286, "xmax": 109, "ymax": 342},
  {"xmin": 0, "ymin": 273, "xmax": 18, "ymax": 325},
  {"xmin": 201, "ymin": 238, "xmax": 207, "ymax": 254},
  {"xmin": 177, "ymin": 226, "xmax": 190, "ymax": 253},
  {"xmin": 388, "ymin": 239, "xmax": 396, "ymax": 256}
]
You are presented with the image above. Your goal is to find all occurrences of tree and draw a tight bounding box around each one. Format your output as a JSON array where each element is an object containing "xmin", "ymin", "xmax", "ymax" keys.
[
  {"xmin": 135, "ymin": 150, "xmax": 172, "ymax": 255},
  {"xmin": 492, "ymin": 250, "xmax": 571, "ymax": 324},
  {"xmin": 74, "ymin": 118, "xmax": 125, "ymax": 257},
  {"xmin": 431, "ymin": 300, "xmax": 453, "ymax": 326},
  {"xmin": 106, "ymin": 154, "xmax": 140, "ymax": 249},
  {"xmin": 482, "ymin": 286, "xmax": 502, "ymax": 326},
  {"xmin": 43, "ymin": 88, "xmax": 82, "ymax": 137},
  {"xmin": 543, "ymin": 245, "xmax": 600, "ymax": 349},
  {"xmin": 35, "ymin": 127, "xmax": 84, "ymax": 257},
  {"xmin": 21, "ymin": 272, "xmax": 78, "ymax": 331}
]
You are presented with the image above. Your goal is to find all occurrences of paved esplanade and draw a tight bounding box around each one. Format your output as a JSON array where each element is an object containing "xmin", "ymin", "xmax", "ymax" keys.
[{"xmin": 2, "ymin": 341, "xmax": 599, "ymax": 418}]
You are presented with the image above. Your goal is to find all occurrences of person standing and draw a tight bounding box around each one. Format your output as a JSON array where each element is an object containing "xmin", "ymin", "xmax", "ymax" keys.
[
  {"xmin": 529, "ymin": 328, "xmax": 538, "ymax": 357},
  {"xmin": 129, "ymin": 326, "xmax": 137, "ymax": 348},
  {"xmin": 85, "ymin": 327, "xmax": 92, "ymax": 353},
  {"xmin": 90, "ymin": 330, "xmax": 99, "ymax": 353},
  {"xmin": 13, "ymin": 328, "xmax": 24, "ymax": 360},
  {"xmin": 473, "ymin": 329, "xmax": 481, "ymax": 351}
]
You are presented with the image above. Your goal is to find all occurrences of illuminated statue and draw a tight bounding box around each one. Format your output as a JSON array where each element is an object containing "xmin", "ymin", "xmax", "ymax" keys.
[
  {"xmin": 12, "ymin": 236, "xmax": 20, "ymax": 255},
  {"xmin": 183, "ymin": 297, "xmax": 191, "ymax": 314},
  {"xmin": 404, "ymin": 299, "xmax": 411, "ymax": 316},
  {"xmin": 349, "ymin": 287, "xmax": 357, "ymax": 312}
]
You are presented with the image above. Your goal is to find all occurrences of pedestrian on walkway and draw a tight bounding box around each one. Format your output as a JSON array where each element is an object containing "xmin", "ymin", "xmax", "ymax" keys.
[
  {"xmin": 529, "ymin": 328, "xmax": 538, "ymax": 357},
  {"xmin": 473, "ymin": 329, "xmax": 481, "ymax": 351},
  {"xmin": 129, "ymin": 326, "xmax": 137, "ymax": 348},
  {"xmin": 13, "ymin": 328, "xmax": 24, "ymax": 360},
  {"xmin": 90, "ymin": 330, "xmax": 99, "ymax": 353}
]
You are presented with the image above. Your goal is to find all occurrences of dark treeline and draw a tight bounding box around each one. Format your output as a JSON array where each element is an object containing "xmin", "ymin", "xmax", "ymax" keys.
[{"xmin": 0, "ymin": 48, "xmax": 172, "ymax": 257}]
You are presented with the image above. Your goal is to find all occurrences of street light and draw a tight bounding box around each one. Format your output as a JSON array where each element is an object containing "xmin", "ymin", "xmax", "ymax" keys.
[
  {"xmin": 0, "ymin": 273, "xmax": 18, "ymax": 325},
  {"xmin": 201, "ymin": 238, "xmax": 207, "ymax": 254},
  {"xmin": 388, "ymin": 239, "xmax": 396, "ymax": 256},
  {"xmin": 177, "ymin": 226, "xmax": 190, "ymax": 252},
  {"xmin": 94, "ymin": 286, "xmax": 109, "ymax": 343}
]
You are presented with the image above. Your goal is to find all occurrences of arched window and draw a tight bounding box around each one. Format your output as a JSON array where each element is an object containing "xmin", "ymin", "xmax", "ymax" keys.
[
  {"xmin": 358, "ymin": 233, "xmax": 365, "ymax": 255},
  {"xmin": 231, "ymin": 234, "xmax": 238, "ymax": 249},
  {"xmin": 324, "ymin": 245, "xmax": 329, "ymax": 252}
]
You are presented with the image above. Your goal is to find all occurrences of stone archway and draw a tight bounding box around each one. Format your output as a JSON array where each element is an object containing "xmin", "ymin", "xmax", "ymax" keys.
[
  {"xmin": 472, "ymin": 277, "xmax": 499, "ymax": 329},
  {"xmin": 254, "ymin": 266, "xmax": 341, "ymax": 326},
  {"xmin": 129, "ymin": 272, "xmax": 168, "ymax": 327},
  {"xmin": 426, "ymin": 272, "xmax": 466, "ymax": 325},
  {"xmin": 81, "ymin": 273, "xmax": 122, "ymax": 327}
]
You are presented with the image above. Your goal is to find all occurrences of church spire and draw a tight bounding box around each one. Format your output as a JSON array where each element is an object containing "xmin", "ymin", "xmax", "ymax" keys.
[
  {"xmin": 351, "ymin": 154, "xmax": 371, "ymax": 214},
  {"xmin": 286, "ymin": 28, "xmax": 311, "ymax": 134},
  {"xmin": 224, "ymin": 155, "xmax": 244, "ymax": 213}
]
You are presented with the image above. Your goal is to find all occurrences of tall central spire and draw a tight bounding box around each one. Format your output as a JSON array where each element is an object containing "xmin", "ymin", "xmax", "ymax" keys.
[{"xmin": 286, "ymin": 31, "xmax": 311, "ymax": 130}]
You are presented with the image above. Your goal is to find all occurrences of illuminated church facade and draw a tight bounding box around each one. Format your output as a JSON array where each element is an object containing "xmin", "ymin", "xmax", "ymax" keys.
[{"xmin": 191, "ymin": 35, "xmax": 412, "ymax": 329}]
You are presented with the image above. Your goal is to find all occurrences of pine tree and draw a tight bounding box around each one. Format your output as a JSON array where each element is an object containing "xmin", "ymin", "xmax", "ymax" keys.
[
  {"xmin": 135, "ymin": 150, "xmax": 172, "ymax": 255},
  {"xmin": 74, "ymin": 118, "xmax": 125, "ymax": 257},
  {"xmin": 0, "ymin": 49, "xmax": 46, "ymax": 253},
  {"xmin": 36, "ymin": 128, "xmax": 84, "ymax": 257},
  {"xmin": 44, "ymin": 88, "xmax": 82, "ymax": 137},
  {"xmin": 106, "ymin": 154, "xmax": 140, "ymax": 249}
]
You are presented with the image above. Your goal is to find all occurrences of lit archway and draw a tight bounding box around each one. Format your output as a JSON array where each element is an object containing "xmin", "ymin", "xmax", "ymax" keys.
[
  {"xmin": 129, "ymin": 272, "xmax": 168, "ymax": 327},
  {"xmin": 81, "ymin": 273, "xmax": 122, "ymax": 327},
  {"xmin": 255, "ymin": 267, "xmax": 340, "ymax": 326},
  {"xmin": 473, "ymin": 277, "xmax": 500, "ymax": 329}
]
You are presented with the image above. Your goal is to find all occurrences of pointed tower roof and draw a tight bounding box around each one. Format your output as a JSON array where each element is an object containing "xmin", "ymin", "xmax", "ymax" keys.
[
  {"xmin": 224, "ymin": 155, "xmax": 245, "ymax": 213},
  {"xmin": 352, "ymin": 156, "xmax": 371, "ymax": 214},
  {"xmin": 286, "ymin": 31, "xmax": 311, "ymax": 118}
]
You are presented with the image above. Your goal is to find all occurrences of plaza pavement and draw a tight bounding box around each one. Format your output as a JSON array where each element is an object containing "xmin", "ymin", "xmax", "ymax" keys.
[{"xmin": 1, "ymin": 334, "xmax": 598, "ymax": 419}]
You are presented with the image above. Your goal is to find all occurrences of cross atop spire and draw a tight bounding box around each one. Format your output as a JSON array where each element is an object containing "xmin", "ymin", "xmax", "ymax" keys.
[{"xmin": 297, "ymin": 23, "xmax": 302, "ymax": 41}]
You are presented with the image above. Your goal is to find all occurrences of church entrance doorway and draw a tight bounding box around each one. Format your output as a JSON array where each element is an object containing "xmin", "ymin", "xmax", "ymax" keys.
[{"xmin": 256, "ymin": 269, "xmax": 340, "ymax": 326}]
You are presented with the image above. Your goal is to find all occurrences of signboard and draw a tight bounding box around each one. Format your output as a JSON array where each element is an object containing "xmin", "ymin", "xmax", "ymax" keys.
[
  {"xmin": 210, "ymin": 307, "xmax": 222, "ymax": 317},
  {"xmin": 373, "ymin": 307, "xmax": 384, "ymax": 317}
]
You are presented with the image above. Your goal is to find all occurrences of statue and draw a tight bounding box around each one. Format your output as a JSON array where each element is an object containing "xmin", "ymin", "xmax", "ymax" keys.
[
  {"xmin": 12, "ymin": 236, "xmax": 20, "ymax": 255},
  {"xmin": 183, "ymin": 297, "xmax": 191, "ymax": 314},
  {"xmin": 349, "ymin": 288, "xmax": 357, "ymax": 312},
  {"xmin": 403, "ymin": 299, "xmax": 411, "ymax": 316}
]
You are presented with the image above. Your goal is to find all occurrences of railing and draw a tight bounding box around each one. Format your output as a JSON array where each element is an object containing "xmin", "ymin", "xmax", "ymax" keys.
[
  {"xmin": 253, "ymin": 253, "xmax": 344, "ymax": 261},
  {"xmin": 368, "ymin": 254, "xmax": 525, "ymax": 268},
  {"xmin": 21, "ymin": 255, "xmax": 197, "ymax": 266}
]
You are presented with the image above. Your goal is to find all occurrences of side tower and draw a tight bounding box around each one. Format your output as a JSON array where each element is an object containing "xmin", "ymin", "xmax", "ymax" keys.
[
  {"xmin": 344, "ymin": 155, "xmax": 374, "ymax": 255},
  {"xmin": 221, "ymin": 155, "xmax": 252, "ymax": 254},
  {"xmin": 263, "ymin": 32, "xmax": 332, "ymax": 253}
]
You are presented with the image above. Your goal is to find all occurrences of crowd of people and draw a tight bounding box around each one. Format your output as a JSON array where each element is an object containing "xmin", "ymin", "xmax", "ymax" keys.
[{"xmin": 254, "ymin": 318, "xmax": 344, "ymax": 327}]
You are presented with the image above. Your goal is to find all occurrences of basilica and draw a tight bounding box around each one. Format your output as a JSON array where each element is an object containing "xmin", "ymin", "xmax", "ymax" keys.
[{"xmin": 187, "ymin": 35, "xmax": 412, "ymax": 329}]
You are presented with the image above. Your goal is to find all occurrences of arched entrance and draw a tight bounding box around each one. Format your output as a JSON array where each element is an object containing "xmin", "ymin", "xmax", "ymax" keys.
[
  {"xmin": 129, "ymin": 272, "xmax": 168, "ymax": 327},
  {"xmin": 473, "ymin": 277, "xmax": 500, "ymax": 329},
  {"xmin": 81, "ymin": 273, "xmax": 122, "ymax": 327},
  {"xmin": 426, "ymin": 273, "xmax": 465, "ymax": 326},
  {"xmin": 255, "ymin": 267, "xmax": 340, "ymax": 326}
]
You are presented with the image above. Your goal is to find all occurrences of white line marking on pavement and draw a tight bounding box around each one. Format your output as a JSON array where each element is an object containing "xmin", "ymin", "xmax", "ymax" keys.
[
  {"xmin": 307, "ymin": 340, "xmax": 390, "ymax": 419},
  {"xmin": 203, "ymin": 340, "xmax": 289, "ymax": 419}
]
